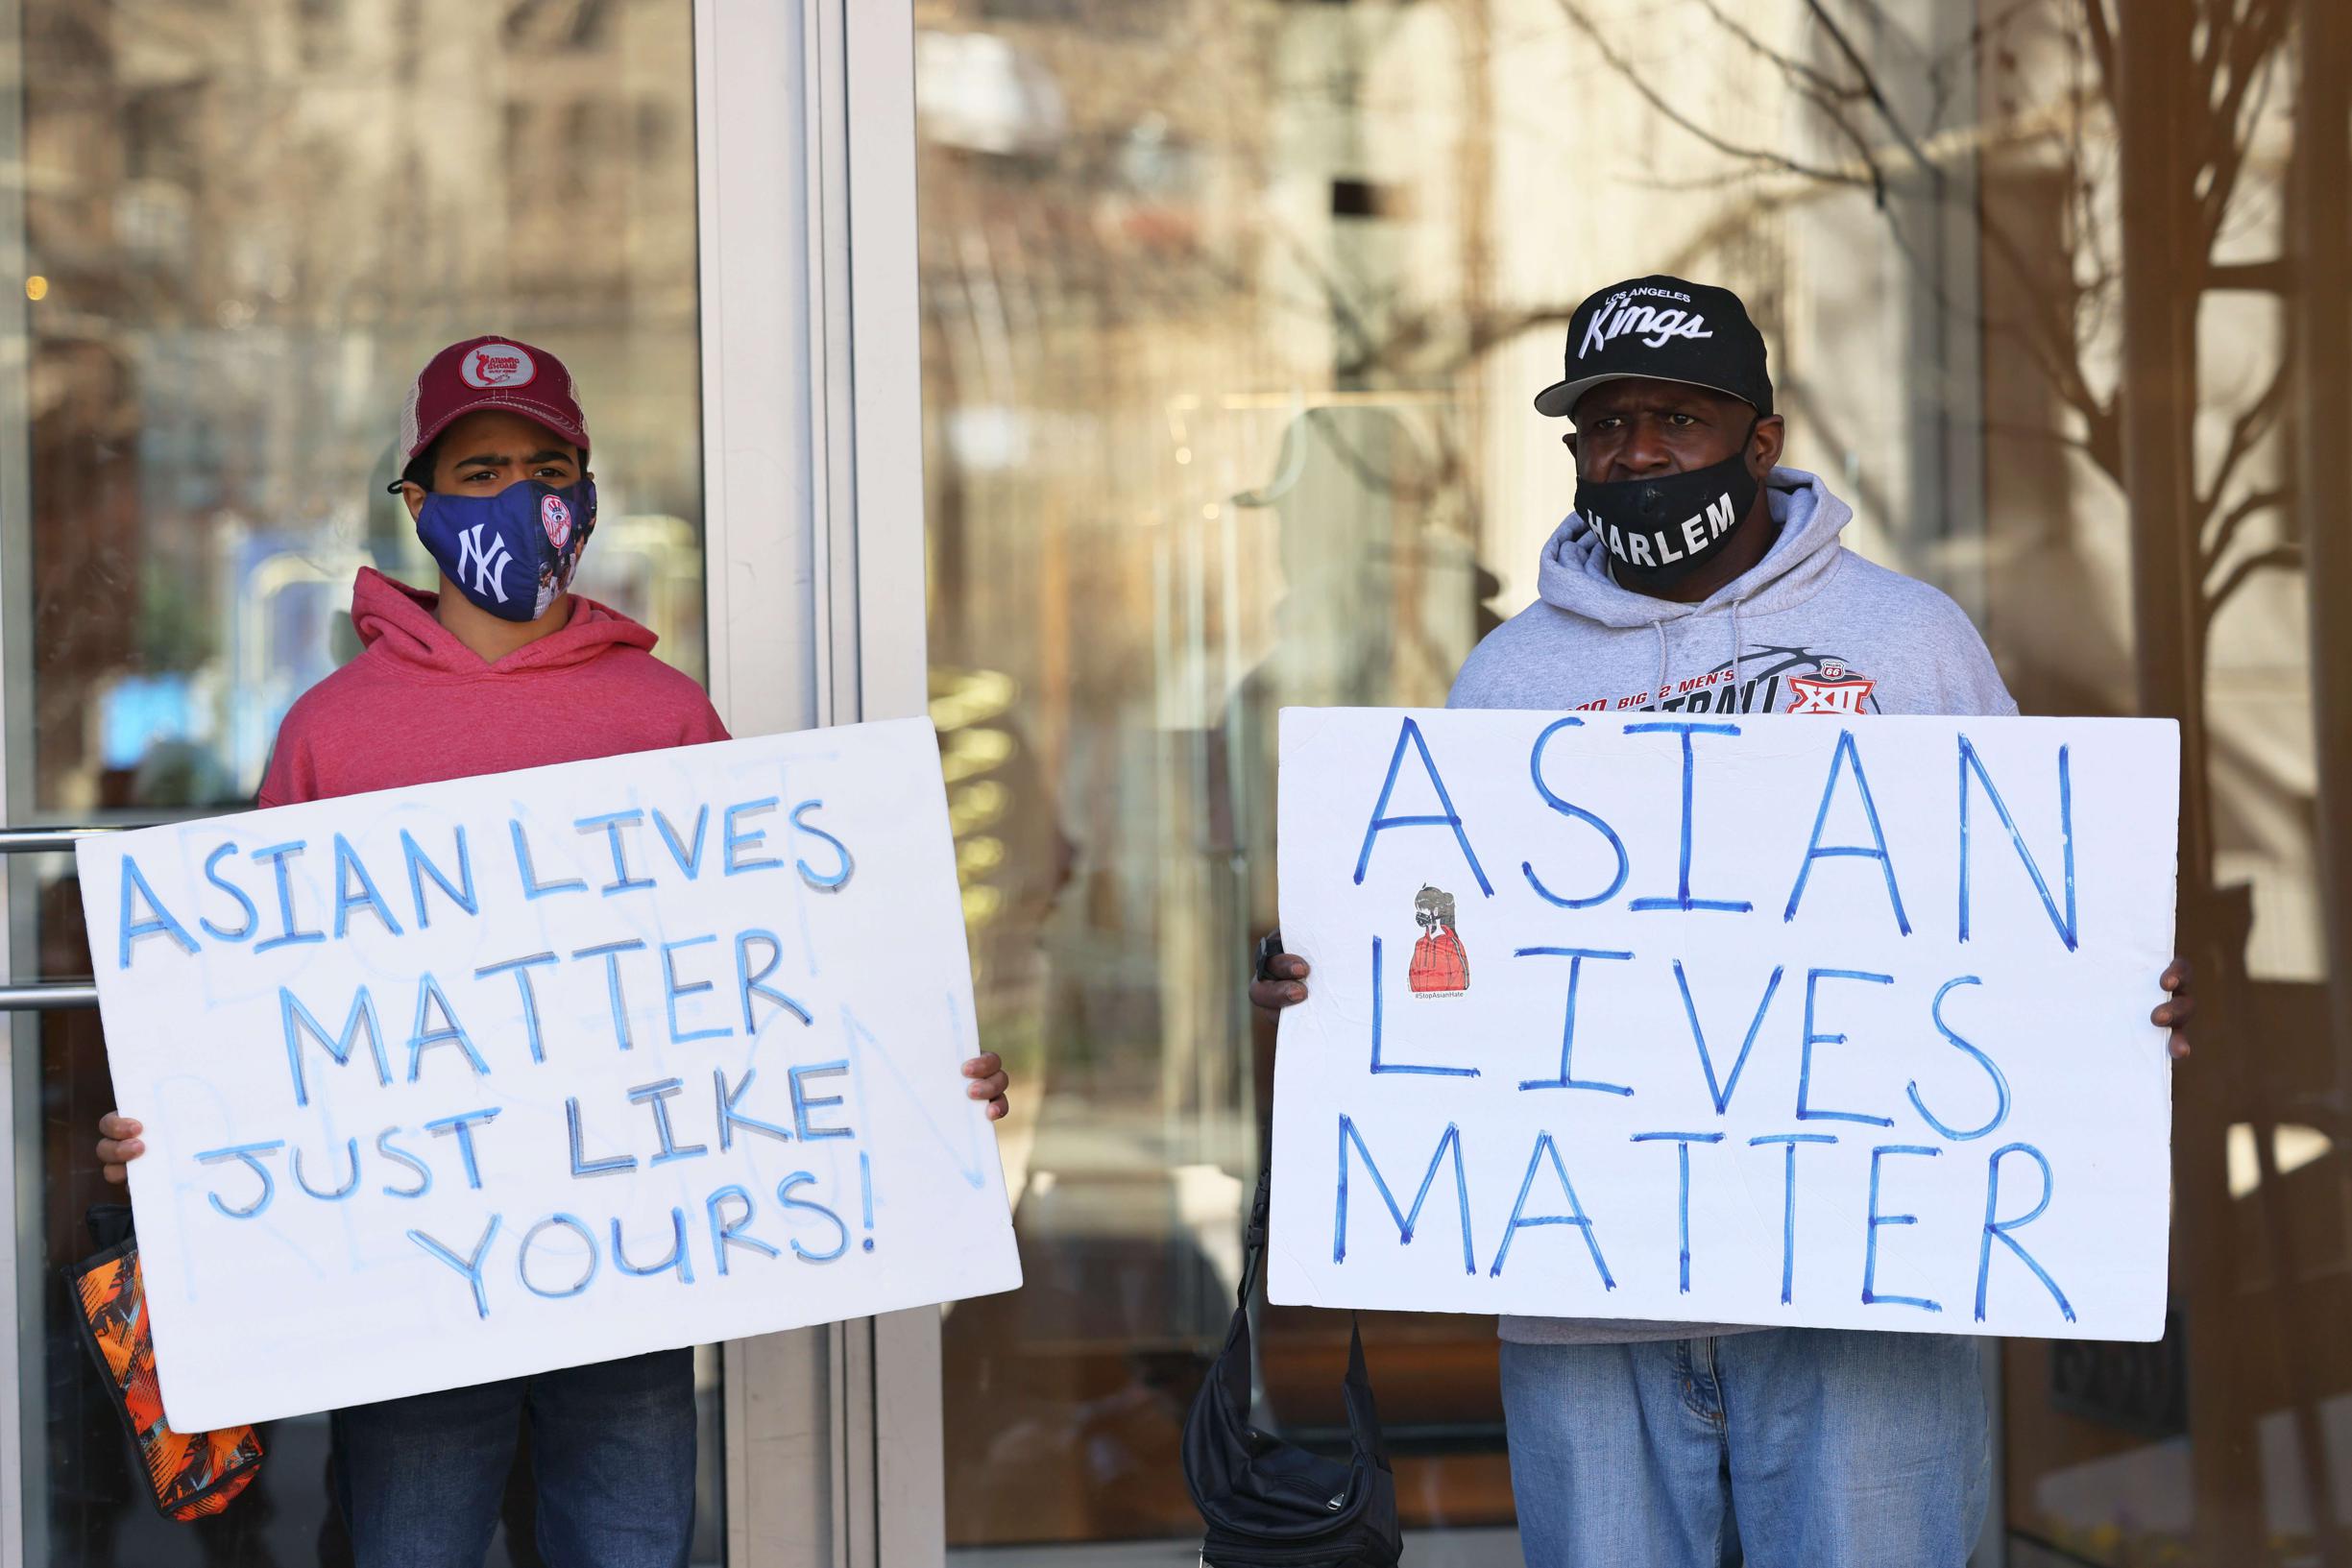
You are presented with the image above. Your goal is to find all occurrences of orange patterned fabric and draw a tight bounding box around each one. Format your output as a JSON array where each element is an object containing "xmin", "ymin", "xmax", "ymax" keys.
[{"xmin": 70, "ymin": 1242, "xmax": 264, "ymax": 1522}]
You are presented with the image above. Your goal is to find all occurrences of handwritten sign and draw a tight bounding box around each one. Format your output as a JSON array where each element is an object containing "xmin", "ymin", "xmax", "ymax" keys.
[
  {"xmin": 1271, "ymin": 710, "xmax": 2178, "ymax": 1340},
  {"xmin": 82, "ymin": 717, "xmax": 1020, "ymax": 1431}
]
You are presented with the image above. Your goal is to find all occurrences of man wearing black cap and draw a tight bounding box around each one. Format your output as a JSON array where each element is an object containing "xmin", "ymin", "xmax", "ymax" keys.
[{"xmin": 1252, "ymin": 275, "xmax": 2195, "ymax": 1565}]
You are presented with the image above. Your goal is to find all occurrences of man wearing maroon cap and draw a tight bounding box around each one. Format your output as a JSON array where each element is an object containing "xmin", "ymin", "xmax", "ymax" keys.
[{"xmin": 93, "ymin": 336, "xmax": 1015, "ymax": 1565}]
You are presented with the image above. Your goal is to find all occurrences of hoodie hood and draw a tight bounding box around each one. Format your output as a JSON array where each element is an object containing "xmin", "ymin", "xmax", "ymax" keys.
[
  {"xmin": 349, "ymin": 566, "xmax": 659, "ymax": 679},
  {"xmin": 1537, "ymin": 466, "xmax": 1847, "ymax": 628}
]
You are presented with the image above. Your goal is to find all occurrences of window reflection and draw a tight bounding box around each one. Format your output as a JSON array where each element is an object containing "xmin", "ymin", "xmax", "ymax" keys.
[
  {"xmin": 922, "ymin": 0, "xmax": 2352, "ymax": 1561},
  {"xmin": 8, "ymin": 5, "xmax": 715, "ymax": 1563}
]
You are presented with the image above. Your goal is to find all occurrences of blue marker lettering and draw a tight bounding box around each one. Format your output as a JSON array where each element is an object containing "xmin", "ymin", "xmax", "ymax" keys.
[
  {"xmin": 424, "ymin": 1107, "xmax": 501, "ymax": 1189},
  {"xmin": 280, "ymin": 984, "xmax": 390, "ymax": 1108},
  {"xmin": 1623, "ymin": 721, "xmax": 1751, "ymax": 913},
  {"xmin": 1958, "ymin": 736, "xmax": 2077, "ymax": 950},
  {"xmin": 734, "ymin": 929, "xmax": 812, "ymax": 1034},
  {"xmin": 196, "ymin": 1141, "xmax": 285, "ymax": 1218},
  {"xmin": 1907, "ymin": 977, "xmax": 2011, "ymax": 1142},
  {"xmin": 407, "ymin": 1215, "xmax": 502, "ymax": 1318},
  {"xmin": 1352, "ymin": 715, "xmax": 1494, "ymax": 896},
  {"xmin": 1783, "ymin": 730, "xmax": 1909, "ymax": 934},
  {"xmin": 1523, "ymin": 717, "xmax": 1630, "ymax": 908},
  {"xmin": 250, "ymin": 840, "xmax": 327, "ymax": 954},
  {"xmin": 628, "ymin": 1077, "xmax": 710, "ymax": 1166},
  {"xmin": 567, "ymin": 1097, "xmax": 637, "ymax": 1178},
  {"xmin": 1976, "ymin": 1143, "xmax": 2074, "ymax": 1322},
  {"xmin": 788, "ymin": 1061, "xmax": 854, "ymax": 1141},
  {"xmin": 715, "ymin": 1067, "xmax": 793, "ymax": 1149},
  {"xmin": 1632, "ymin": 1132, "xmax": 1724, "ymax": 1293},
  {"xmin": 330, "ymin": 832, "xmax": 403, "ymax": 938},
  {"xmin": 510, "ymin": 818, "xmax": 587, "ymax": 900},
  {"xmin": 1333, "ymin": 1116, "xmax": 1475, "ymax": 1273},
  {"xmin": 1515, "ymin": 947, "xmax": 1636, "ymax": 1095},
  {"xmin": 473, "ymin": 952, "xmax": 558, "ymax": 1064},
  {"xmin": 612, "ymin": 1208, "xmax": 695, "ymax": 1285},
  {"xmin": 779, "ymin": 1171, "xmax": 851, "ymax": 1261},
  {"xmin": 1863, "ymin": 1143, "xmax": 1944, "ymax": 1311},
  {"xmin": 294, "ymin": 1137, "xmax": 363, "ymax": 1201},
  {"xmin": 1490, "ymin": 1131, "xmax": 1614, "ymax": 1287},
  {"xmin": 654, "ymin": 806, "xmax": 710, "ymax": 879},
  {"xmin": 572, "ymin": 938, "xmax": 646, "ymax": 1051},
  {"xmin": 400, "ymin": 826, "xmax": 477, "ymax": 929},
  {"xmin": 118, "ymin": 854, "xmax": 200, "ymax": 969},
  {"xmin": 577, "ymin": 808, "xmax": 658, "ymax": 897},
  {"xmin": 1673, "ymin": 960, "xmax": 1782, "ymax": 1117},
  {"xmin": 376, "ymin": 1127, "xmax": 433, "ymax": 1199},
  {"xmin": 860, "ymin": 1152, "xmax": 875, "ymax": 1252},
  {"xmin": 723, "ymin": 797, "xmax": 784, "ymax": 875},
  {"xmin": 518, "ymin": 1214, "xmax": 598, "ymax": 1300},
  {"xmin": 199, "ymin": 843, "xmax": 259, "ymax": 943},
  {"xmin": 407, "ymin": 973, "xmax": 490, "ymax": 1082},
  {"xmin": 1750, "ymin": 1133, "xmax": 1838, "ymax": 1305},
  {"xmin": 706, "ymin": 1184, "xmax": 780, "ymax": 1275},
  {"xmin": 1798, "ymin": 968, "xmax": 1895, "ymax": 1126},
  {"xmin": 788, "ymin": 800, "xmax": 855, "ymax": 890},
  {"xmin": 661, "ymin": 935, "xmax": 732, "ymax": 1045},
  {"xmin": 1368, "ymin": 935, "xmax": 1478, "ymax": 1077}
]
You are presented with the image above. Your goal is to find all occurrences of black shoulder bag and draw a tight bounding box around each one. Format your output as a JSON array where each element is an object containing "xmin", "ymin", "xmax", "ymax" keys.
[{"xmin": 1181, "ymin": 1171, "xmax": 1402, "ymax": 1567}]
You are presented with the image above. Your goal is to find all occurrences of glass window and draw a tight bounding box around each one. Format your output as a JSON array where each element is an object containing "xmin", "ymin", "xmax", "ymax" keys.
[
  {"xmin": 919, "ymin": 1, "xmax": 2350, "ymax": 1562},
  {"xmin": 3, "ymin": 4, "xmax": 716, "ymax": 1562}
]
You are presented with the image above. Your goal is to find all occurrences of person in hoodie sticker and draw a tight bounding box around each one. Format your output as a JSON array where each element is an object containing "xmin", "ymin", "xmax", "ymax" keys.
[
  {"xmin": 1250, "ymin": 277, "xmax": 2194, "ymax": 1568},
  {"xmin": 1407, "ymin": 884, "xmax": 1468, "ymax": 996},
  {"xmin": 91, "ymin": 336, "xmax": 1013, "ymax": 1568}
]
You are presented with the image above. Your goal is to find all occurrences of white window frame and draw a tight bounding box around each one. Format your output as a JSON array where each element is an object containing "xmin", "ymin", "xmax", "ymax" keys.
[{"xmin": 695, "ymin": 3, "xmax": 939, "ymax": 1566}]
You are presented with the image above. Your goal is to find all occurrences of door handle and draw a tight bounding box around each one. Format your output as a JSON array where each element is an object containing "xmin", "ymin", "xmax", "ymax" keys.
[{"xmin": 0, "ymin": 826, "xmax": 125, "ymax": 1013}]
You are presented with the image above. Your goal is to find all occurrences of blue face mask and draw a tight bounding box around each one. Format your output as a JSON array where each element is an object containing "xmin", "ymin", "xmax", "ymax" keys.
[{"xmin": 415, "ymin": 478, "xmax": 597, "ymax": 622}]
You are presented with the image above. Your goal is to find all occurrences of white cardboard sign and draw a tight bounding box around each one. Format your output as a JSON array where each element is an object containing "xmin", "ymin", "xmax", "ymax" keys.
[
  {"xmin": 1272, "ymin": 710, "xmax": 2178, "ymax": 1340},
  {"xmin": 82, "ymin": 717, "xmax": 1021, "ymax": 1430}
]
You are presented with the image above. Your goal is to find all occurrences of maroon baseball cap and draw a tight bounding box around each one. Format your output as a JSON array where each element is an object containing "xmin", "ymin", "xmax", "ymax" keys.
[{"xmin": 397, "ymin": 335, "xmax": 591, "ymax": 471}]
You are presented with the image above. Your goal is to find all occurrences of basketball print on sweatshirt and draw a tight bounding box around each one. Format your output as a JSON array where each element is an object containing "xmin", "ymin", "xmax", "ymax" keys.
[{"xmin": 1408, "ymin": 883, "xmax": 1469, "ymax": 997}]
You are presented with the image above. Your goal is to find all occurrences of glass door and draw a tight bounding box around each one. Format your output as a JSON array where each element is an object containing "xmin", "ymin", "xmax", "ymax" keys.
[{"xmin": 0, "ymin": 4, "xmax": 716, "ymax": 1562}]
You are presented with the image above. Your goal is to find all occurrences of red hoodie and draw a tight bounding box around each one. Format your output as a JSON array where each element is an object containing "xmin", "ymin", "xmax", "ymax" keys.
[{"xmin": 257, "ymin": 567, "xmax": 731, "ymax": 808}]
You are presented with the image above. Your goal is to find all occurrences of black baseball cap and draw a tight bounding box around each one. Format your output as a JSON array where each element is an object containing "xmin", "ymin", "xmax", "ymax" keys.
[{"xmin": 1534, "ymin": 275, "xmax": 1773, "ymax": 420}]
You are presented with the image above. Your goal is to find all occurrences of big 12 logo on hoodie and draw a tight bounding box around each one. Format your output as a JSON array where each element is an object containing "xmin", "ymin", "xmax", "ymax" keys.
[{"xmin": 1783, "ymin": 661, "xmax": 1877, "ymax": 714}]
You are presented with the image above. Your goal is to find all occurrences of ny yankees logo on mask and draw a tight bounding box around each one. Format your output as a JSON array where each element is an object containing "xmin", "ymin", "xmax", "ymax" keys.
[
  {"xmin": 455, "ymin": 523, "xmax": 513, "ymax": 603},
  {"xmin": 414, "ymin": 478, "xmax": 598, "ymax": 623}
]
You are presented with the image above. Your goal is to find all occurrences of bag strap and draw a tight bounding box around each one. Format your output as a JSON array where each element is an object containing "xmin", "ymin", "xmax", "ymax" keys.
[
  {"xmin": 1214, "ymin": 1170, "xmax": 1273, "ymax": 1411},
  {"xmin": 1235, "ymin": 1167, "xmax": 1272, "ymax": 1310},
  {"xmin": 1230, "ymin": 1170, "xmax": 1393, "ymax": 1468},
  {"xmin": 1343, "ymin": 1313, "xmax": 1392, "ymax": 1469}
]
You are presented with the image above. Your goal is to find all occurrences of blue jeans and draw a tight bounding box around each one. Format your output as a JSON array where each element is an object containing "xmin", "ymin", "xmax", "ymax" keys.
[
  {"xmin": 329, "ymin": 1348, "xmax": 696, "ymax": 1568},
  {"xmin": 1500, "ymin": 1330, "xmax": 1987, "ymax": 1568}
]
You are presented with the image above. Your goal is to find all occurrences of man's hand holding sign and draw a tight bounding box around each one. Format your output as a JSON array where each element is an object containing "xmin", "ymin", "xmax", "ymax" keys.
[
  {"xmin": 1262, "ymin": 709, "xmax": 2183, "ymax": 1339},
  {"xmin": 82, "ymin": 717, "xmax": 1019, "ymax": 1431}
]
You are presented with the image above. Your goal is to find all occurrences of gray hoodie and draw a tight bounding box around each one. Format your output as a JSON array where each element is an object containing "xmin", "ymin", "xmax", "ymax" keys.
[{"xmin": 1447, "ymin": 467, "xmax": 2016, "ymax": 1344}]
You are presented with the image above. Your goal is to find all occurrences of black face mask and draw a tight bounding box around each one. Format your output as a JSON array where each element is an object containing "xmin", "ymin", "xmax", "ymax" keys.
[{"xmin": 1574, "ymin": 438, "xmax": 1761, "ymax": 590}]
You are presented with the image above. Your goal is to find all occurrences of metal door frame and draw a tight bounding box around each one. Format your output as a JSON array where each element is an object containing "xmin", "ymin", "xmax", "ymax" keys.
[{"xmin": 0, "ymin": 3, "xmax": 940, "ymax": 1564}]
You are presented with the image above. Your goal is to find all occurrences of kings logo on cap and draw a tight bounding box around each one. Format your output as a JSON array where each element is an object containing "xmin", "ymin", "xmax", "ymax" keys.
[
  {"xmin": 1578, "ymin": 286, "xmax": 1715, "ymax": 360},
  {"xmin": 461, "ymin": 344, "xmax": 538, "ymax": 389}
]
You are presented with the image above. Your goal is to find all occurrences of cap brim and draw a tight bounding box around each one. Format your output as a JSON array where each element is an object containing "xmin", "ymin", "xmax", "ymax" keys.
[
  {"xmin": 410, "ymin": 392, "xmax": 592, "ymax": 464},
  {"xmin": 1533, "ymin": 372, "xmax": 1758, "ymax": 420}
]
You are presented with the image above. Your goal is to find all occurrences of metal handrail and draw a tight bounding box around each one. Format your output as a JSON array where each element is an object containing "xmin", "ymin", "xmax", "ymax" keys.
[
  {"xmin": 0, "ymin": 826, "xmax": 120, "ymax": 854},
  {"xmin": 0, "ymin": 981, "xmax": 97, "ymax": 1010},
  {"xmin": 0, "ymin": 824, "xmax": 125, "ymax": 1012}
]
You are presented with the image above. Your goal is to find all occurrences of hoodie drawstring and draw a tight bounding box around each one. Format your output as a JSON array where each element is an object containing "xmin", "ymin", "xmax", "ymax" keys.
[{"xmin": 1653, "ymin": 599, "xmax": 1746, "ymax": 708}]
